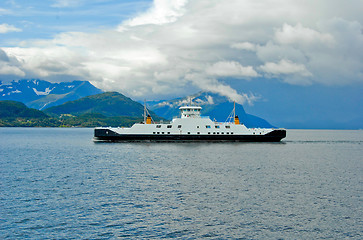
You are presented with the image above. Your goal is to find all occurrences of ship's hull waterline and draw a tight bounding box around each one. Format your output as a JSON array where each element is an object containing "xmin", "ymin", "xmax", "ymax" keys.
[{"xmin": 94, "ymin": 128, "xmax": 286, "ymax": 142}]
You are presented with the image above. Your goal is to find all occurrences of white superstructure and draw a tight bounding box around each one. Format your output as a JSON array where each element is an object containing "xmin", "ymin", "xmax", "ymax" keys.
[{"xmin": 96, "ymin": 105, "xmax": 275, "ymax": 136}]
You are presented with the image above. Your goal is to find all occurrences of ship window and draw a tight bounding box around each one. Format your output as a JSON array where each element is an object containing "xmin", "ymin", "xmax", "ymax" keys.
[
  {"xmin": 197, "ymin": 132, "xmax": 200, "ymax": 134},
  {"xmin": 178, "ymin": 125, "xmax": 182, "ymax": 128},
  {"xmin": 226, "ymin": 132, "xmax": 229, "ymax": 134},
  {"xmin": 167, "ymin": 132, "xmax": 170, "ymax": 134},
  {"xmin": 217, "ymin": 132, "xmax": 219, "ymax": 134},
  {"xmin": 197, "ymin": 126, "xmax": 199, "ymax": 128},
  {"xmin": 208, "ymin": 132, "xmax": 211, "ymax": 134},
  {"xmin": 167, "ymin": 125, "xmax": 172, "ymax": 128},
  {"xmin": 188, "ymin": 132, "xmax": 190, "ymax": 134},
  {"xmin": 221, "ymin": 132, "xmax": 224, "ymax": 134},
  {"xmin": 156, "ymin": 125, "xmax": 161, "ymax": 128},
  {"xmin": 157, "ymin": 132, "xmax": 160, "ymax": 134},
  {"xmin": 206, "ymin": 125, "xmax": 211, "ymax": 128},
  {"xmin": 153, "ymin": 132, "xmax": 156, "ymax": 134},
  {"xmin": 215, "ymin": 126, "xmax": 220, "ymax": 128},
  {"xmin": 225, "ymin": 126, "xmax": 230, "ymax": 129},
  {"xmin": 213, "ymin": 132, "xmax": 216, "ymax": 134},
  {"xmin": 162, "ymin": 132, "xmax": 164, "ymax": 134}
]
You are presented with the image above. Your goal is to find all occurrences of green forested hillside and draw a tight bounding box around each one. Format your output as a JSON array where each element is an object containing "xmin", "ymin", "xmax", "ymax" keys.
[
  {"xmin": 0, "ymin": 96, "xmax": 149, "ymax": 127},
  {"xmin": 45, "ymin": 92, "xmax": 150, "ymax": 117},
  {"xmin": 0, "ymin": 101, "xmax": 48, "ymax": 118}
]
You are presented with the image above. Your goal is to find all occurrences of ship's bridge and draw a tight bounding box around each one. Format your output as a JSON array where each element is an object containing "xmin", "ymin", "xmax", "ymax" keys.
[{"xmin": 179, "ymin": 106, "xmax": 202, "ymax": 118}]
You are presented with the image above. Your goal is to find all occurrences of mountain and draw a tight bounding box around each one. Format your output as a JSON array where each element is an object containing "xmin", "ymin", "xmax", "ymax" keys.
[
  {"xmin": 0, "ymin": 100, "xmax": 146, "ymax": 128},
  {"xmin": 0, "ymin": 79, "xmax": 103, "ymax": 110},
  {"xmin": 149, "ymin": 92, "xmax": 275, "ymax": 128},
  {"xmin": 0, "ymin": 100, "xmax": 48, "ymax": 119},
  {"xmin": 45, "ymin": 92, "xmax": 159, "ymax": 119}
]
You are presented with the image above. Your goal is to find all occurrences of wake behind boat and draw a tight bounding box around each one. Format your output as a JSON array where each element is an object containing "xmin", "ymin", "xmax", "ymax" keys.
[{"xmin": 94, "ymin": 102, "xmax": 286, "ymax": 142}]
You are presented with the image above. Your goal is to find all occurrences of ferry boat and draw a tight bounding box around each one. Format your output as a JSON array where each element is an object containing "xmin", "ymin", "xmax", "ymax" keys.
[{"xmin": 94, "ymin": 103, "xmax": 286, "ymax": 142}]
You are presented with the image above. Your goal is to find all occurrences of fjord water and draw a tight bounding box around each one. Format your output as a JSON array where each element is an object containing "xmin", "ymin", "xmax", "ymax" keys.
[{"xmin": 1, "ymin": 128, "xmax": 362, "ymax": 239}]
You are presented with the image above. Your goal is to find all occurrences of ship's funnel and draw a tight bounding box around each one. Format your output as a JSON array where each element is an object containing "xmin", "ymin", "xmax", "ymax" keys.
[
  {"xmin": 234, "ymin": 115, "xmax": 240, "ymax": 125},
  {"xmin": 146, "ymin": 115, "xmax": 152, "ymax": 124}
]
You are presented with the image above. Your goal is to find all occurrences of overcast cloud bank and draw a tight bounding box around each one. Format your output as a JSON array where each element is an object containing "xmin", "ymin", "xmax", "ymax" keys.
[{"xmin": 1, "ymin": 0, "xmax": 362, "ymax": 104}]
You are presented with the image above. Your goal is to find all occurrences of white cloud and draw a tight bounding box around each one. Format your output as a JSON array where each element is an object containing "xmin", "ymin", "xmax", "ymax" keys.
[
  {"xmin": 230, "ymin": 42, "xmax": 256, "ymax": 51},
  {"xmin": 51, "ymin": 0, "xmax": 84, "ymax": 8},
  {"xmin": 0, "ymin": 64, "xmax": 25, "ymax": 77},
  {"xmin": 260, "ymin": 59, "xmax": 312, "ymax": 77},
  {"xmin": 1, "ymin": 0, "xmax": 363, "ymax": 101},
  {"xmin": 0, "ymin": 23, "xmax": 22, "ymax": 33},
  {"xmin": 275, "ymin": 23, "xmax": 335, "ymax": 47},
  {"xmin": 0, "ymin": 8, "xmax": 11, "ymax": 15},
  {"xmin": 122, "ymin": 0, "xmax": 188, "ymax": 27},
  {"xmin": 206, "ymin": 61, "xmax": 259, "ymax": 78}
]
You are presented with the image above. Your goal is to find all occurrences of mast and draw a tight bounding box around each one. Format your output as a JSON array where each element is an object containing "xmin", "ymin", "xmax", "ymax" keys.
[
  {"xmin": 143, "ymin": 99, "xmax": 146, "ymax": 123},
  {"xmin": 233, "ymin": 101, "xmax": 236, "ymax": 120}
]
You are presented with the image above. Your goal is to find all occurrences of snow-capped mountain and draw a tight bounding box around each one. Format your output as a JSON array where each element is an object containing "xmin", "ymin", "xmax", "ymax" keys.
[
  {"xmin": 149, "ymin": 92, "xmax": 275, "ymax": 128},
  {"xmin": 0, "ymin": 79, "xmax": 103, "ymax": 110}
]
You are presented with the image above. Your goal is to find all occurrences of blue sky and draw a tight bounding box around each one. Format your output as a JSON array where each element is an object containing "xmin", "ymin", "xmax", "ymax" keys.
[
  {"xmin": 1, "ymin": 0, "xmax": 363, "ymax": 128},
  {"xmin": 0, "ymin": 0, "xmax": 151, "ymax": 44}
]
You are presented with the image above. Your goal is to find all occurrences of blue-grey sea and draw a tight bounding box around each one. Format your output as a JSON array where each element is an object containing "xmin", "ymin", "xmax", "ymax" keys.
[{"xmin": 0, "ymin": 128, "xmax": 362, "ymax": 239}]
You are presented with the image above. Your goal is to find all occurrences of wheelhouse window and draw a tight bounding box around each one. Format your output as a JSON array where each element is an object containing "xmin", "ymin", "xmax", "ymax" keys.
[
  {"xmin": 225, "ymin": 126, "xmax": 230, "ymax": 129},
  {"xmin": 167, "ymin": 125, "xmax": 172, "ymax": 128},
  {"xmin": 215, "ymin": 125, "xmax": 220, "ymax": 128},
  {"xmin": 206, "ymin": 125, "xmax": 211, "ymax": 128},
  {"xmin": 156, "ymin": 125, "xmax": 161, "ymax": 128},
  {"xmin": 178, "ymin": 125, "xmax": 182, "ymax": 128}
]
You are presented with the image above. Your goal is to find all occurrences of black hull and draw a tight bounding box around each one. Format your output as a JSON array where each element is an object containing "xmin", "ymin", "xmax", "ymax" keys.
[{"xmin": 94, "ymin": 129, "xmax": 286, "ymax": 142}]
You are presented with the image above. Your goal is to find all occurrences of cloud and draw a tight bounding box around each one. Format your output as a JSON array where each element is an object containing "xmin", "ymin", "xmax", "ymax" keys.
[
  {"xmin": 0, "ymin": 8, "xmax": 11, "ymax": 15},
  {"xmin": 230, "ymin": 42, "xmax": 257, "ymax": 51},
  {"xmin": 1, "ymin": 0, "xmax": 363, "ymax": 102},
  {"xmin": 260, "ymin": 59, "xmax": 312, "ymax": 77},
  {"xmin": 0, "ymin": 23, "xmax": 22, "ymax": 33},
  {"xmin": 0, "ymin": 49, "xmax": 25, "ymax": 77},
  {"xmin": 275, "ymin": 23, "xmax": 335, "ymax": 47},
  {"xmin": 51, "ymin": 0, "xmax": 84, "ymax": 8},
  {"xmin": 206, "ymin": 61, "xmax": 259, "ymax": 78},
  {"xmin": 122, "ymin": 0, "xmax": 187, "ymax": 27}
]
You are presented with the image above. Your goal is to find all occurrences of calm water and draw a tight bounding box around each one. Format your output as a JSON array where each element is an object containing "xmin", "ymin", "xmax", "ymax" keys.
[{"xmin": 0, "ymin": 128, "xmax": 362, "ymax": 239}]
